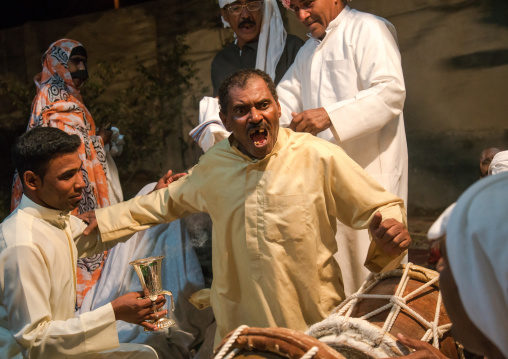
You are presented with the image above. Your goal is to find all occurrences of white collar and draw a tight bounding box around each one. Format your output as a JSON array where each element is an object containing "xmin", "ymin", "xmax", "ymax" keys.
[
  {"xmin": 18, "ymin": 195, "xmax": 70, "ymax": 228},
  {"xmin": 312, "ymin": 5, "xmax": 351, "ymax": 42}
]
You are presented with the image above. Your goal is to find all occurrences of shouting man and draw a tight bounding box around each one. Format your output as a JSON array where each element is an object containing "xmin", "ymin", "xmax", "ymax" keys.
[{"xmin": 82, "ymin": 69, "xmax": 410, "ymax": 345}]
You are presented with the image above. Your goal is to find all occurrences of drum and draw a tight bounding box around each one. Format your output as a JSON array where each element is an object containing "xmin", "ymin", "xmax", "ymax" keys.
[
  {"xmin": 214, "ymin": 326, "xmax": 347, "ymax": 359},
  {"xmin": 306, "ymin": 263, "xmax": 458, "ymax": 359}
]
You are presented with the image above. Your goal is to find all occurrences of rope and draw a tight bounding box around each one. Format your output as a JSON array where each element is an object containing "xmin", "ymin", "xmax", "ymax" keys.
[
  {"xmin": 300, "ymin": 346, "xmax": 319, "ymax": 359},
  {"xmin": 214, "ymin": 325, "xmax": 249, "ymax": 359},
  {"xmin": 224, "ymin": 348, "xmax": 240, "ymax": 359},
  {"xmin": 329, "ymin": 263, "xmax": 451, "ymax": 347}
]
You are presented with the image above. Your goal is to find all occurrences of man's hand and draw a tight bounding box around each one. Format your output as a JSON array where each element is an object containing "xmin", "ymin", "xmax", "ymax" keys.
[
  {"xmin": 77, "ymin": 210, "xmax": 98, "ymax": 236},
  {"xmin": 289, "ymin": 108, "xmax": 331, "ymax": 135},
  {"xmin": 153, "ymin": 169, "xmax": 187, "ymax": 192},
  {"xmin": 111, "ymin": 291, "xmax": 168, "ymax": 331},
  {"xmin": 369, "ymin": 212, "xmax": 411, "ymax": 255},
  {"xmin": 380, "ymin": 333, "xmax": 449, "ymax": 359},
  {"xmin": 97, "ymin": 125, "xmax": 113, "ymax": 146}
]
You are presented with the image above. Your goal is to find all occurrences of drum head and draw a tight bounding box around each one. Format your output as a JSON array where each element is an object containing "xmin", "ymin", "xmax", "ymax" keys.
[{"xmin": 307, "ymin": 264, "xmax": 457, "ymax": 358}]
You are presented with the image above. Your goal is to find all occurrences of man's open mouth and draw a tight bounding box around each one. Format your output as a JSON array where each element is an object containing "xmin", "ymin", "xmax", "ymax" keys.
[{"xmin": 249, "ymin": 128, "xmax": 268, "ymax": 147}]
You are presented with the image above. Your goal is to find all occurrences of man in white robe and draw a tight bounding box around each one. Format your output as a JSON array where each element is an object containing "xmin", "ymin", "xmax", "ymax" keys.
[{"xmin": 275, "ymin": 0, "xmax": 408, "ymax": 295}]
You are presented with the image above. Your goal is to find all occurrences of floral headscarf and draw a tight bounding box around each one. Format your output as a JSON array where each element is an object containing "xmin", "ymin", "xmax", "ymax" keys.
[{"xmin": 11, "ymin": 39, "xmax": 110, "ymax": 308}]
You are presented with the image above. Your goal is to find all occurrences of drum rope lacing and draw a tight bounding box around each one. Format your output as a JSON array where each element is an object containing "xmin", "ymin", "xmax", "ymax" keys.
[
  {"xmin": 214, "ymin": 325, "xmax": 320, "ymax": 359},
  {"xmin": 301, "ymin": 346, "xmax": 319, "ymax": 359},
  {"xmin": 214, "ymin": 325, "xmax": 249, "ymax": 359},
  {"xmin": 331, "ymin": 263, "xmax": 452, "ymax": 348}
]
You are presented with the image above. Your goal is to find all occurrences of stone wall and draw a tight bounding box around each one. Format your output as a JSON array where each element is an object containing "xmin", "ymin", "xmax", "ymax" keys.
[{"xmin": 348, "ymin": 0, "xmax": 508, "ymax": 211}]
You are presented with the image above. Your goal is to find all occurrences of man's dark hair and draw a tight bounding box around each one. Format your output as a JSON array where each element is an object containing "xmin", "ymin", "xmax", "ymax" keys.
[
  {"xmin": 218, "ymin": 69, "xmax": 278, "ymax": 114},
  {"xmin": 12, "ymin": 127, "xmax": 81, "ymax": 180}
]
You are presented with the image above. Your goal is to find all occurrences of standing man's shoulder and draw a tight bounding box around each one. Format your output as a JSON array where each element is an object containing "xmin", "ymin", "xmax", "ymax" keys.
[
  {"xmin": 211, "ymin": 41, "xmax": 237, "ymax": 76},
  {"xmin": 283, "ymin": 128, "xmax": 346, "ymax": 157},
  {"xmin": 186, "ymin": 138, "xmax": 239, "ymax": 178},
  {"xmin": 346, "ymin": 8, "xmax": 397, "ymax": 34},
  {"xmin": 285, "ymin": 34, "xmax": 306, "ymax": 53},
  {"xmin": 0, "ymin": 208, "xmax": 37, "ymax": 251},
  {"xmin": 212, "ymin": 42, "xmax": 236, "ymax": 64},
  {"xmin": 211, "ymin": 41, "xmax": 239, "ymax": 95}
]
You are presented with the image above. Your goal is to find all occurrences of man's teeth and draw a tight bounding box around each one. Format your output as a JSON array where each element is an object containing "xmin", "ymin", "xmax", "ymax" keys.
[{"xmin": 252, "ymin": 129, "xmax": 266, "ymax": 146}]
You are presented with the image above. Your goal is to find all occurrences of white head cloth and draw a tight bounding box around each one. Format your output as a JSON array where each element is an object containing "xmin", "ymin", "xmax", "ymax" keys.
[
  {"xmin": 488, "ymin": 150, "xmax": 508, "ymax": 175},
  {"xmin": 218, "ymin": 0, "xmax": 286, "ymax": 81},
  {"xmin": 426, "ymin": 203, "xmax": 456, "ymax": 240},
  {"xmin": 445, "ymin": 172, "xmax": 508, "ymax": 357}
]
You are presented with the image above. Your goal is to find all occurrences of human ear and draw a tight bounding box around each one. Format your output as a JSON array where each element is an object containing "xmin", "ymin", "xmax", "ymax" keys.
[
  {"xmin": 23, "ymin": 171, "xmax": 41, "ymax": 191},
  {"xmin": 221, "ymin": 9, "xmax": 230, "ymax": 25},
  {"xmin": 219, "ymin": 111, "xmax": 232, "ymax": 132}
]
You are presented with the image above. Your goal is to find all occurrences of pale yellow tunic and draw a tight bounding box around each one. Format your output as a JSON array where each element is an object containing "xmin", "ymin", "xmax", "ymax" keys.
[
  {"xmin": 97, "ymin": 128, "xmax": 406, "ymax": 342},
  {"xmin": 0, "ymin": 196, "xmax": 149, "ymax": 358}
]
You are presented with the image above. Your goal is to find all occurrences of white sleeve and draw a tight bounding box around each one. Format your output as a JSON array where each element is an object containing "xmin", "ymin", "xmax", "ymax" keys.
[
  {"xmin": 325, "ymin": 19, "xmax": 406, "ymax": 143},
  {"xmin": 276, "ymin": 63, "xmax": 304, "ymax": 128},
  {"xmin": 0, "ymin": 245, "xmax": 118, "ymax": 358},
  {"xmin": 189, "ymin": 97, "xmax": 230, "ymax": 152}
]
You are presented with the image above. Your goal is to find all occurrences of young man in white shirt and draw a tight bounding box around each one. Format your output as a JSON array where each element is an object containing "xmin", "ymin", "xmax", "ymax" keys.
[{"xmin": 0, "ymin": 127, "xmax": 165, "ymax": 358}]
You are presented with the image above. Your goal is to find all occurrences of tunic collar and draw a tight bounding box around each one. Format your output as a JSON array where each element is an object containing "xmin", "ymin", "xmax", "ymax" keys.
[
  {"xmin": 311, "ymin": 5, "xmax": 351, "ymax": 42},
  {"xmin": 18, "ymin": 195, "xmax": 70, "ymax": 227},
  {"xmin": 234, "ymin": 39, "xmax": 258, "ymax": 52},
  {"xmin": 228, "ymin": 127, "xmax": 288, "ymax": 163}
]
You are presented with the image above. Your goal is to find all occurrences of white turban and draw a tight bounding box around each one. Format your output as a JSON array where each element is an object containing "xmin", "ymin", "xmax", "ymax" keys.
[
  {"xmin": 219, "ymin": 0, "xmax": 286, "ymax": 81},
  {"xmin": 445, "ymin": 172, "xmax": 508, "ymax": 356},
  {"xmin": 488, "ymin": 150, "xmax": 508, "ymax": 175},
  {"xmin": 219, "ymin": 0, "xmax": 235, "ymax": 8},
  {"xmin": 426, "ymin": 203, "xmax": 456, "ymax": 240}
]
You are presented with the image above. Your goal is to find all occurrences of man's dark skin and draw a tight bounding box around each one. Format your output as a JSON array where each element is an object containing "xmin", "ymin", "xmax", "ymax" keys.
[{"xmin": 221, "ymin": 0, "xmax": 264, "ymax": 49}]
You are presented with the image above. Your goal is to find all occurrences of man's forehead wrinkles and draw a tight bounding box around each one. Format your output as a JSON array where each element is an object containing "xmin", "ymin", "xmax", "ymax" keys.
[{"xmin": 232, "ymin": 95, "xmax": 271, "ymax": 106}]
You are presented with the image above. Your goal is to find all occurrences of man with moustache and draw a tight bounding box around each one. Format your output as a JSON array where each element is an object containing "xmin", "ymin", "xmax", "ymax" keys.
[
  {"xmin": 276, "ymin": 0, "xmax": 408, "ymax": 295},
  {"xmin": 212, "ymin": 0, "xmax": 304, "ymax": 95},
  {"xmin": 191, "ymin": 0, "xmax": 304, "ymax": 152},
  {"xmin": 81, "ymin": 69, "xmax": 411, "ymax": 345},
  {"xmin": 0, "ymin": 127, "xmax": 165, "ymax": 358}
]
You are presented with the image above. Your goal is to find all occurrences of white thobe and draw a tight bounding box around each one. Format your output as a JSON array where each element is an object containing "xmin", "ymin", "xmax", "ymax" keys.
[
  {"xmin": 277, "ymin": 6, "xmax": 408, "ymax": 295},
  {"xmin": 0, "ymin": 195, "xmax": 157, "ymax": 359}
]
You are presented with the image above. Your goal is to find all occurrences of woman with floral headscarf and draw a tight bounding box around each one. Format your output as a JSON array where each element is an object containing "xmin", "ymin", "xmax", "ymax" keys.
[{"xmin": 11, "ymin": 39, "xmax": 111, "ymax": 309}]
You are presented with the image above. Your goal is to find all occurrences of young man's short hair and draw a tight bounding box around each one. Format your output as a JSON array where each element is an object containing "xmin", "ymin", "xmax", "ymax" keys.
[{"xmin": 12, "ymin": 127, "xmax": 81, "ymax": 180}]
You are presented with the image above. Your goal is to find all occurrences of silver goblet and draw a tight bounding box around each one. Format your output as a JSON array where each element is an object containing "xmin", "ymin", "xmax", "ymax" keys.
[{"xmin": 130, "ymin": 255, "xmax": 176, "ymax": 330}]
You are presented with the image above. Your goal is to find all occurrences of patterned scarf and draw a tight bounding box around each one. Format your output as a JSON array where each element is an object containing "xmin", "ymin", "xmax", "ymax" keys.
[{"xmin": 11, "ymin": 39, "xmax": 110, "ymax": 308}]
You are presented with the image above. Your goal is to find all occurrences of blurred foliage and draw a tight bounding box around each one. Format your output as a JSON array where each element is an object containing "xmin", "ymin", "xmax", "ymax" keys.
[
  {"xmin": 483, "ymin": 0, "xmax": 508, "ymax": 27},
  {"xmin": 0, "ymin": 35, "xmax": 207, "ymax": 218},
  {"xmin": 0, "ymin": 75, "xmax": 35, "ymax": 220},
  {"xmin": 82, "ymin": 35, "xmax": 208, "ymax": 187},
  {"xmin": 0, "ymin": 74, "xmax": 35, "ymax": 130}
]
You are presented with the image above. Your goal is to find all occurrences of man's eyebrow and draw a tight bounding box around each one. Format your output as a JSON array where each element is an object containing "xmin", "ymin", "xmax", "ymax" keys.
[
  {"xmin": 58, "ymin": 168, "xmax": 78, "ymax": 177},
  {"xmin": 232, "ymin": 100, "xmax": 247, "ymax": 107},
  {"xmin": 58, "ymin": 161, "xmax": 83, "ymax": 177}
]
